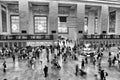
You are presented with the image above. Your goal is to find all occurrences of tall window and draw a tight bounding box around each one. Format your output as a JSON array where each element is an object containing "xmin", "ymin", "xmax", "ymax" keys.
[
  {"xmin": 34, "ymin": 16, "xmax": 47, "ymax": 33},
  {"xmin": 109, "ymin": 11, "xmax": 116, "ymax": 33},
  {"xmin": 2, "ymin": 10, "xmax": 7, "ymax": 32},
  {"xmin": 58, "ymin": 16, "xmax": 68, "ymax": 33},
  {"xmin": 84, "ymin": 17, "xmax": 88, "ymax": 33},
  {"xmin": 94, "ymin": 17, "xmax": 98, "ymax": 34},
  {"xmin": 11, "ymin": 15, "xmax": 19, "ymax": 33}
]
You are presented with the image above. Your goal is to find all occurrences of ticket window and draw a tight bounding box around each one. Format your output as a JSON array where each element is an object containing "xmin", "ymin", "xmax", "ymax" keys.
[
  {"xmin": 0, "ymin": 42, "xmax": 3, "ymax": 48},
  {"xmin": 14, "ymin": 42, "xmax": 18, "ymax": 47},
  {"xmin": 4, "ymin": 42, "xmax": 8, "ymax": 48},
  {"xmin": 86, "ymin": 41, "xmax": 88, "ymax": 44},
  {"xmin": 109, "ymin": 41, "xmax": 111, "ymax": 44},
  {"xmin": 116, "ymin": 41, "xmax": 117, "ymax": 45},
  {"xmin": 9, "ymin": 42, "xmax": 13, "ymax": 48},
  {"xmin": 103, "ymin": 41, "xmax": 105, "ymax": 45},
  {"xmin": 22, "ymin": 42, "xmax": 26, "ymax": 47},
  {"xmin": 18, "ymin": 42, "xmax": 22, "ymax": 48}
]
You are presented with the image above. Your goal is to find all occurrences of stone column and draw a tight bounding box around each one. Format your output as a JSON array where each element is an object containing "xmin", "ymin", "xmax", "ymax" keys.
[
  {"xmin": 49, "ymin": 1, "xmax": 58, "ymax": 39},
  {"xmin": 116, "ymin": 8, "xmax": 120, "ymax": 35},
  {"xmin": 100, "ymin": 5, "xmax": 109, "ymax": 34},
  {"xmin": 19, "ymin": 0, "xmax": 29, "ymax": 34},
  {"xmin": 0, "ymin": 4, "xmax": 2, "ymax": 34},
  {"xmin": 88, "ymin": 11, "xmax": 95, "ymax": 34},
  {"xmin": 76, "ymin": 3, "xmax": 85, "ymax": 38}
]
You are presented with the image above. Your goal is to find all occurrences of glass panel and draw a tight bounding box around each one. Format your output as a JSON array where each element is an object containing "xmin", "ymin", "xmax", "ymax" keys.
[
  {"xmin": 95, "ymin": 17, "xmax": 98, "ymax": 34},
  {"xmin": 109, "ymin": 11, "xmax": 116, "ymax": 33},
  {"xmin": 2, "ymin": 10, "xmax": 7, "ymax": 32},
  {"xmin": 34, "ymin": 16, "xmax": 47, "ymax": 33},
  {"xmin": 4, "ymin": 42, "xmax": 8, "ymax": 48},
  {"xmin": 9, "ymin": 42, "xmax": 13, "ymax": 48},
  {"xmin": 11, "ymin": 15, "xmax": 19, "ymax": 33},
  {"xmin": 0, "ymin": 42, "xmax": 3, "ymax": 48},
  {"xmin": 58, "ymin": 17, "xmax": 68, "ymax": 33},
  {"xmin": 84, "ymin": 17, "xmax": 88, "ymax": 33}
]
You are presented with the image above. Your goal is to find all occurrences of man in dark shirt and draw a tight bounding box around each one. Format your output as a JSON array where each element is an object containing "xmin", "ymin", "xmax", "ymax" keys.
[
  {"xmin": 100, "ymin": 70, "xmax": 105, "ymax": 80},
  {"xmin": 3, "ymin": 60, "xmax": 6, "ymax": 73},
  {"xmin": 44, "ymin": 65, "xmax": 48, "ymax": 78}
]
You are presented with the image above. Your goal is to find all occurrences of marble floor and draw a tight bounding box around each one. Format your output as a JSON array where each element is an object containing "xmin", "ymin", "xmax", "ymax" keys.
[{"xmin": 0, "ymin": 51, "xmax": 120, "ymax": 80}]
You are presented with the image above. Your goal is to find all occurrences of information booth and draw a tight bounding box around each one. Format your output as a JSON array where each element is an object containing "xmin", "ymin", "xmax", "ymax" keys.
[{"xmin": 0, "ymin": 35, "xmax": 54, "ymax": 48}]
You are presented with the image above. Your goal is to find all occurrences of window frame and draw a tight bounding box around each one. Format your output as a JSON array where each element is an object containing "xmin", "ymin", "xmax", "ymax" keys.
[
  {"xmin": 108, "ymin": 11, "xmax": 116, "ymax": 34},
  {"xmin": 2, "ymin": 10, "xmax": 7, "ymax": 32},
  {"xmin": 10, "ymin": 15, "xmax": 20, "ymax": 34},
  {"xmin": 84, "ymin": 17, "xmax": 88, "ymax": 34},
  {"xmin": 33, "ymin": 15, "xmax": 48, "ymax": 34},
  {"xmin": 58, "ymin": 16, "xmax": 69, "ymax": 34},
  {"xmin": 94, "ymin": 17, "xmax": 98, "ymax": 34}
]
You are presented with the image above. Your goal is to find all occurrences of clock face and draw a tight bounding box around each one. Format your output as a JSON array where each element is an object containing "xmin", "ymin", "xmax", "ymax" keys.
[{"xmin": 12, "ymin": 24, "xmax": 18, "ymax": 31}]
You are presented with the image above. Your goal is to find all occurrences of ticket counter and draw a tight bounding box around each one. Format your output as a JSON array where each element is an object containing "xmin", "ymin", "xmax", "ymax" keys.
[
  {"xmin": 78, "ymin": 35, "xmax": 120, "ymax": 46},
  {"xmin": 0, "ymin": 35, "xmax": 54, "ymax": 48}
]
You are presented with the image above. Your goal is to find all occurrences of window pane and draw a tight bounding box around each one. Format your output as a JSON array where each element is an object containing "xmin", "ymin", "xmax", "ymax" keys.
[
  {"xmin": 109, "ymin": 11, "xmax": 116, "ymax": 33},
  {"xmin": 11, "ymin": 15, "xmax": 19, "ymax": 33},
  {"xmin": 2, "ymin": 10, "xmax": 7, "ymax": 32},
  {"xmin": 95, "ymin": 17, "xmax": 98, "ymax": 34},
  {"xmin": 84, "ymin": 17, "xmax": 88, "ymax": 33},
  {"xmin": 58, "ymin": 17, "xmax": 68, "ymax": 33},
  {"xmin": 34, "ymin": 16, "xmax": 47, "ymax": 33}
]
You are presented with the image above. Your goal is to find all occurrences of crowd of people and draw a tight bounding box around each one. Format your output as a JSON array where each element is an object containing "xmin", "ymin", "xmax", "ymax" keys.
[{"xmin": 0, "ymin": 40, "xmax": 120, "ymax": 80}]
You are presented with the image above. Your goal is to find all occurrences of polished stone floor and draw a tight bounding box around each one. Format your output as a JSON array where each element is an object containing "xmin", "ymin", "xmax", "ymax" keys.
[{"xmin": 0, "ymin": 51, "xmax": 120, "ymax": 80}]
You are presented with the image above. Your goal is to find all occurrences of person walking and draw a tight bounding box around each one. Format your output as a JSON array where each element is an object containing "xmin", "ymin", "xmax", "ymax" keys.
[
  {"xmin": 100, "ymin": 70, "xmax": 105, "ymax": 80},
  {"xmin": 12, "ymin": 54, "xmax": 15, "ymax": 63},
  {"xmin": 108, "ymin": 57, "xmax": 112, "ymax": 68},
  {"xmin": 81, "ymin": 59, "xmax": 85, "ymax": 69},
  {"xmin": 85, "ymin": 57, "xmax": 88, "ymax": 64},
  {"xmin": 43, "ymin": 65, "xmax": 48, "ymax": 78},
  {"xmin": 75, "ymin": 64, "xmax": 79, "ymax": 76},
  {"xmin": 93, "ymin": 57, "xmax": 96, "ymax": 66},
  {"xmin": 3, "ymin": 60, "xmax": 7, "ymax": 74}
]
